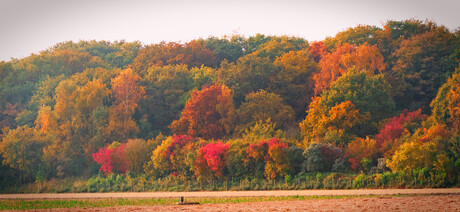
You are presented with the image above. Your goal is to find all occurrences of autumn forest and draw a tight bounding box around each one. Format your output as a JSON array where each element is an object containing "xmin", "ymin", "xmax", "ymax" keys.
[{"xmin": 0, "ymin": 19, "xmax": 459, "ymax": 192}]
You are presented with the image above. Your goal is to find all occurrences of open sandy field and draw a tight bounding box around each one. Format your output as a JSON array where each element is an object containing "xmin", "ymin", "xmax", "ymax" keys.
[
  {"xmin": 1, "ymin": 188, "xmax": 460, "ymax": 199},
  {"xmin": 62, "ymin": 195, "xmax": 459, "ymax": 212},
  {"xmin": 2, "ymin": 189, "xmax": 460, "ymax": 211}
]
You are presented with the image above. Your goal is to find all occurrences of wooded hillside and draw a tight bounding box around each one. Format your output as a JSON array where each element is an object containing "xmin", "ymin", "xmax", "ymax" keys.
[{"xmin": 0, "ymin": 19, "xmax": 459, "ymax": 190}]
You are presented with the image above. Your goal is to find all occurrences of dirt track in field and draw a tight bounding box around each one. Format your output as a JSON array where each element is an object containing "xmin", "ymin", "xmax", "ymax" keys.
[{"xmin": 1, "ymin": 188, "xmax": 460, "ymax": 199}]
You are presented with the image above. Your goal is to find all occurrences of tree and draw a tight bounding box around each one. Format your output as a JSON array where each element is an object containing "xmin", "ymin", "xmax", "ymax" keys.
[
  {"xmin": 241, "ymin": 119, "xmax": 285, "ymax": 143},
  {"xmin": 326, "ymin": 101, "xmax": 367, "ymax": 137},
  {"xmin": 246, "ymin": 138, "xmax": 289, "ymax": 180},
  {"xmin": 181, "ymin": 40, "xmax": 218, "ymax": 67},
  {"xmin": 146, "ymin": 135, "xmax": 202, "ymax": 179},
  {"xmin": 273, "ymin": 50, "xmax": 319, "ymax": 116},
  {"xmin": 374, "ymin": 19, "xmax": 439, "ymax": 59},
  {"xmin": 124, "ymin": 139, "xmax": 151, "ymax": 174},
  {"xmin": 375, "ymin": 109, "xmax": 427, "ymax": 157},
  {"xmin": 320, "ymin": 69, "xmax": 395, "ymax": 135},
  {"xmin": 313, "ymin": 43, "xmax": 385, "ymax": 95},
  {"xmin": 430, "ymin": 66, "xmax": 460, "ymax": 128},
  {"xmin": 0, "ymin": 126, "xmax": 49, "ymax": 181},
  {"xmin": 308, "ymin": 41, "xmax": 328, "ymax": 63},
  {"xmin": 303, "ymin": 143, "xmax": 343, "ymax": 172},
  {"xmin": 386, "ymin": 140, "xmax": 438, "ymax": 172},
  {"xmin": 299, "ymin": 98, "xmax": 368, "ymax": 147},
  {"xmin": 389, "ymin": 29, "xmax": 456, "ymax": 111},
  {"xmin": 212, "ymin": 54, "xmax": 276, "ymax": 105},
  {"xmin": 92, "ymin": 142, "xmax": 128, "ymax": 175},
  {"xmin": 250, "ymin": 36, "xmax": 307, "ymax": 61},
  {"xmin": 265, "ymin": 139, "xmax": 289, "ymax": 180},
  {"xmin": 131, "ymin": 41, "xmax": 217, "ymax": 72},
  {"xmin": 51, "ymin": 40, "xmax": 141, "ymax": 69},
  {"xmin": 386, "ymin": 122, "xmax": 449, "ymax": 173},
  {"xmin": 324, "ymin": 24, "xmax": 380, "ymax": 49},
  {"xmin": 236, "ymin": 90, "xmax": 295, "ymax": 135},
  {"xmin": 201, "ymin": 35, "xmax": 246, "ymax": 64},
  {"xmin": 0, "ymin": 103, "xmax": 20, "ymax": 133},
  {"xmin": 194, "ymin": 141, "xmax": 230, "ymax": 179},
  {"xmin": 170, "ymin": 84, "xmax": 236, "ymax": 139},
  {"xmin": 345, "ymin": 137, "xmax": 379, "ymax": 171},
  {"xmin": 106, "ymin": 68, "xmax": 145, "ymax": 141},
  {"xmin": 137, "ymin": 65, "xmax": 196, "ymax": 136},
  {"xmin": 41, "ymin": 76, "xmax": 111, "ymax": 177},
  {"xmin": 299, "ymin": 97, "xmax": 328, "ymax": 147},
  {"xmin": 225, "ymin": 138, "xmax": 251, "ymax": 179}
]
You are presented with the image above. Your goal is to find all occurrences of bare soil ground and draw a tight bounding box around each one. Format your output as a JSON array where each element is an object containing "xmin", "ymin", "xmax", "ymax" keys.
[
  {"xmin": 2, "ymin": 188, "xmax": 460, "ymax": 199},
  {"xmin": 36, "ymin": 195, "xmax": 460, "ymax": 212},
  {"xmin": 2, "ymin": 189, "xmax": 460, "ymax": 211}
]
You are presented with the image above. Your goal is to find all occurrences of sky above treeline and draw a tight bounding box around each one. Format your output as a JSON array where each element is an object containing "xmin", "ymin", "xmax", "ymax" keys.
[{"xmin": 0, "ymin": 0, "xmax": 459, "ymax": 62}]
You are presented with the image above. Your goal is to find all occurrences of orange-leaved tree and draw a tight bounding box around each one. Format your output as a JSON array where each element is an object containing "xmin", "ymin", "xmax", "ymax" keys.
[
  {"xmin": 345, "ymin": 137, "xmax": 379, "ymax": 171},
  {"xmin": 106, "ymin": 68, "xmax": 145, "ymax": 141},
  {"xmin": 170, "ymin": 84, "xmax": 236, "ymax": 139},
  {"xmin": 313, "ymin": 43, "xmax": 385, "ymax": 95},
  {"xmin": 308, "ymin": 41, "xmax": 328, "ymax": 63}
]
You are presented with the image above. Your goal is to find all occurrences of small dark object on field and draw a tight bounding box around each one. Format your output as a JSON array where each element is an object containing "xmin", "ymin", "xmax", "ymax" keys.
[{"xmin": 177, "ymin": 196, "xmax": 200, "ymax": 205}]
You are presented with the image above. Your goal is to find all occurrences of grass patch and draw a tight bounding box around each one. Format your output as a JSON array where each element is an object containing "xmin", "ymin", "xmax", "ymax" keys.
[
  {"xmin": 0, "ymin": 198, "xmax": 175, "ymax": 210},
  {"xmin": 0, "ymin": 194, "xmax": 425, "ymax": 210}
]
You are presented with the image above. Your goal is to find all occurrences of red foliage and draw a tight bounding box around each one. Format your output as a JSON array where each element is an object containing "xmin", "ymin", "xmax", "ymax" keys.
[
  {"xmin": 196, "ymin": 141, "xmax": 230, "ymax": 177},
  {"xmin": 247, "ymin": 140, "xmax": 269, "ymax": 161},
  {"xmin": 246, "ymin": 138, "xmax": 288, "ymax": 162},
  {"xmin": 345, "ymin": 137, "xmax": 378, "ymax": 170},
  {"xmin": 163, "ymin": 135, "xmax": 194, "ymax": 159},
  {"xmin": 375, "ymin": 109, "xmax": 427, "ymax": 156},
  {"xmin": 92, "ymin": 147, "xmax": 113, "ymax": 174},
  {"xmin": 92, "ymin": 144, "xmax": 128, "ymax": 175},
  {"xmin": 246, "ymin": 138, "xmax": 289, "ymax": 179}
]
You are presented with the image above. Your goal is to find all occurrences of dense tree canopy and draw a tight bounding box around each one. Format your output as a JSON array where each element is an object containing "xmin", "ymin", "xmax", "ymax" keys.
[{"xmin": 0, "ymin": 20, "xmax": 459, "ymax": 188}]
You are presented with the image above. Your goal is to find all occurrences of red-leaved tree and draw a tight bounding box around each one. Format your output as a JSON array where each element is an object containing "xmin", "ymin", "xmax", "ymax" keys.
[
  {"xmin": 195, "ymin": 141, "xmax": 230, "ymax": 179},
  {"xmin": 375, "ymin": 109, "xmax": 427, "ymax": 157},
  {"xmin": 246, "ymin": 138, "xmax": 289, "ymax": 180},
  {"xmin": 92, "ymin": 143, "xmax": 127, "ymax": 175}
]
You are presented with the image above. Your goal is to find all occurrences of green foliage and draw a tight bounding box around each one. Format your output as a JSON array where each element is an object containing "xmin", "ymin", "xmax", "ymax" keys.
[
  {"xmin": 241, "ymin": 119, "xmax": 285, "ymax": 142},
  {"xmin": 51, "ymin": 40, "xmax": 141, "ymax": 69},
  {"xmin": 303, "ymin": 143, "xmax": 343, "ymax": 173},
  {"xmin": 324, "ymin": 24, "xmax": 380, "ymax": 49},
  {"xmin": 236, "ymin": 90, "xmax": 295, "ymax": 135},
  {"xmin": 0, "ymin": 126, "xmax": 50, "ymax": 181},
  {"xmin": 389, "ymin": 26, "xmax": 456, "ymax": 111},
  {"xmin": 321, "ymin": 69, "xmax": 395, "ymax": 135}
]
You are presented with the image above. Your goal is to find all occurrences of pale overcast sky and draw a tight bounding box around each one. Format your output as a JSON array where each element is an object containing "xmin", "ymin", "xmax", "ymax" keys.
[{"xmin": 0, "ymin": 0, "xmax": 459, "ymax": 61}]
